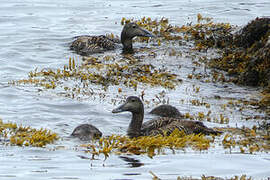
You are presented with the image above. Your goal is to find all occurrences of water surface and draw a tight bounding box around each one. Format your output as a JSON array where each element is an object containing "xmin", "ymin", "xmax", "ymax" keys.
[{"xmin": 0, "ymin": 0, "xmax": 270, "ymax": 179}]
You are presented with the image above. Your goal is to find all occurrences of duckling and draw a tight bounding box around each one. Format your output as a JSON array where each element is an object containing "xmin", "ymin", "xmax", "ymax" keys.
[
  {"xmin": 150, "ymin": 104, "xmax": 183, "ymax": 118},
  {"xmin": 112, "ymin": 96, "xmax": 221, "ymax": 138},
  {"xmin": 71, "ymin": 124, "xmax": 102, "ymax": 141},
  {"xmin": 70, "ymin": 22, "xmax": 154, "ymax": 56}
]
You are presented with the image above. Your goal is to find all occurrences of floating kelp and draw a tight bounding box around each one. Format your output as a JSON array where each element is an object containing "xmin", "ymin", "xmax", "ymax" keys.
[
  {"xmin": 149, "ymin": 171, "xmax": 251, "ymax": 180},
  {"xmin": 259, "ymin": 93, "xmax": 270, "ymax": 109},
  {"xmin": 120, "ymin": 15, "xmax": 233, "ymax": 49},
  {"xmin": 0, "ymin": 118, "xmax": 58, "ymax": 147},
  {"xmin": 179, "ymin": 14, "xmax": 234, "ymax": 51},
  {"xmin": 80, "ymin": 129, "xmax": 212, "ymax": 159},
  {"xmin": 80, "ymin": 125, "xmax": 269, "ymax": 159},
  {"xmin": 12, "ymin": 56, "xmax": 182, "ymax": 97},
  {"xmin": 184, "ymin": 111, "xmax": 229, "ymax": 124},
  {"xmin": 221, "ymin": 126, "xmax": 270, "ymax": 154},
  {"xmin": 150, "ymin": 15, "xmax": 269, "ymax": 93}
]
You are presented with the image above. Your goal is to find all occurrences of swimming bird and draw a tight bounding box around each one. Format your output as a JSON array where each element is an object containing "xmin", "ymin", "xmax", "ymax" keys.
[
  {"xmin": 70, "ymin": 22, "xmax": 154, "ymax": 56},
  {"xmin": 71, "ymin": 124, "xmax": 102, "ymax": 141},
  {"xmin": 112, "ymin": 96, "xmax": 221, "ymax": 138},
  {"xmin": 150, "ymin": 104, "xmax": 183, "ymax": 118}
]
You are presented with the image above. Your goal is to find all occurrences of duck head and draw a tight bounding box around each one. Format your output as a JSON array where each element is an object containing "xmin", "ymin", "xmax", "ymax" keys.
[
  {"xmin": 112, "ymin": 96, "xmax": 144, "ymax": 137},
  {"xmin": 112, "ymin": 96, "xmax": 144, "ymax": 114},
  {"xmin": 71, "ymin": 124, "xmax": 102, "ymax": 141},
  {"xmin": 121, "ymin": 23, "xmax": 154, "ymax": 54}
]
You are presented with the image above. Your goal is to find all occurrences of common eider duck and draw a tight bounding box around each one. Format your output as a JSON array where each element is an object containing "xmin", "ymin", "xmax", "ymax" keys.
[
  {"xmin": 112, "ymin": 96, "xmax": 221, "ymax": 138},
  {"xmin": 70, "ymin": 22, "xmax": 154, "ymax": 56},
  {"xmin": 71, "ymin": 124, "xmax": 102, "ymax": 141},
  {"xmin": 150, "ymin": 104, "xmax": 183, "ymax": 118}
]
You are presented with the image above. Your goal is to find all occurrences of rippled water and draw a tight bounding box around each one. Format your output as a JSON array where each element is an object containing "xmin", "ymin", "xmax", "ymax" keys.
[{"xmin": 1, "ymin": 0, "xmax": 270, "ymax": 179}]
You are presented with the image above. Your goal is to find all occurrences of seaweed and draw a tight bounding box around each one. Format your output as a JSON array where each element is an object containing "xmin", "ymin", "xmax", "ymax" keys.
[
  {"xmin": 80, "ymin": 129, "xmax": 212, "ymax": 159},
  {"xmin": 0, "ymin": 118, "xmax": 58, "ymax": 147},
  {"xmin": 11, "ymin": 56, "xmax": 182, "ymax": 99},
  {"xmin": 208, "ymin": 17, "xmax": 270, "ymax": 89}
]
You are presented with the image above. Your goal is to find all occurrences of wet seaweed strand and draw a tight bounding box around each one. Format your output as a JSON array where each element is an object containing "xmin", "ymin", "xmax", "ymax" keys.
[
  {"xmin": 11, "ymin": 57, "xmax": 182, "ymax": 91},
  {"xmin": 0, "ymin": 118, "xmax": 58, "ymax": 147},
  {"xmin": 80, "ymin": 129, "xmax": 212, "ymax": 159}
]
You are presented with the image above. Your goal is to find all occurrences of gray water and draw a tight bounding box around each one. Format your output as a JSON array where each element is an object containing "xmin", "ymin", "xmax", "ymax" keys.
[{"xmin": 1, "ymin": 0, "xmax": 270, "ymax": 179}]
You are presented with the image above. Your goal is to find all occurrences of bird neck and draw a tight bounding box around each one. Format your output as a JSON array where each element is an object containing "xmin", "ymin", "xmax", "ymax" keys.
[
  {"xmin": 121, "ymin": 33, "xmax": 134, "ymax": 54},
  {"xmin": 127, "ymin": 109, "xmax": 144, "ymax": 138}
]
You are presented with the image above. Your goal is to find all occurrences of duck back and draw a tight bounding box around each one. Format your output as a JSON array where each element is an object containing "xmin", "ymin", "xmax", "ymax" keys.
[
  {"xmin": 70, "ymin": 35, "xmax": 120, "ymax": 56},
  {"xmin": 141, "ymin": 117, "xmax": 221, "ymax": 136}
]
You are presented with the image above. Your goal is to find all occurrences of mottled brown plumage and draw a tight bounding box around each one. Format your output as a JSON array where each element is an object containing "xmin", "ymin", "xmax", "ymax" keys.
[
  {"xmin": 112, "ymin": 96, "xmax": 221, "ymax": 138},
  {"xmin": 150, "ymin": 104, "xmax": 183, "ymax": 118},
  {"xmin": 141, "ymin": 117, "xmax": 219, "ymax": 136},
  {"xmin": 70, "ymin": 23, "xmax": 154, "ymax": 56},
  {"xmin": 71, "ymin": 124, "xmax": 102, "ymax": 141}
]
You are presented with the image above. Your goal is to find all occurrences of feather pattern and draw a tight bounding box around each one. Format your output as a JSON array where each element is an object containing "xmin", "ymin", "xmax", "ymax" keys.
[
  {"xmin": 70, "ymin": 35, "xmax": 119, "ymax": 56},
  {"xmin": 112, "ymin": 96, "xmax": 221, "ymax": 138},
  {"xmin": 70, "ymin": 23, "xmax": 154, "ymax": 56}
]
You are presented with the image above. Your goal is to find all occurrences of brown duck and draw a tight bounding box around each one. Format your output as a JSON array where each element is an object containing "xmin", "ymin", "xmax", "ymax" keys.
[
  {"xmin": 70, "ymin": 22, "xmax": 154, "ymax": 56},
  {"xmin": 112, "ymin": 96, "xmax": 221, "ymax": 138},
  {"xmin": 150, "ymin": 104, "xmax": 183, "ymax": 118},
  {"xmin": 71, "ymin": 124, "xmax": 102, "ymax": 141}
]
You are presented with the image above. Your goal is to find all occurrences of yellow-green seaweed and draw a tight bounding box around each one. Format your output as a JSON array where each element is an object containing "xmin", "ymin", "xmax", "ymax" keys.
[
  {"xmin": 12, "ymin": 56, "xmax": 182, "ymax": 96},
  {"xmin": 149, "ymin": 170, "xmax": 252, "ymax": 180},
  {"xmin": 80, "ymin": 129, "xmax": 212, "ymax": 159},
  {"xmin": 221, "ymin": 127, "xmax": 270, "ymax": 154},
  {"xmin": 0, "ymin": 118, "xmax": 58, "ymax": 147}
]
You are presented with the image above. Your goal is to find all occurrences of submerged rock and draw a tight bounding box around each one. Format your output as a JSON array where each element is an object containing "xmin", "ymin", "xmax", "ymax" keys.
[
  {"xmin": 234, "ymin": 17, "xmax": 270, "ymax": 48},
  {"xmin": 209, "ymin": 17, "xmax": 270, "ymax": 88}
]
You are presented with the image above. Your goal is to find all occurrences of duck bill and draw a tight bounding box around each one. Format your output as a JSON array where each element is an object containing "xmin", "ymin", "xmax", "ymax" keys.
[
  {"xmin": 137, "ymin": 28, "xmax": 155, "ymax": 38},
  {"xmin": 112, "ymin": 102, "xmax": 127, "ymax": 113}
]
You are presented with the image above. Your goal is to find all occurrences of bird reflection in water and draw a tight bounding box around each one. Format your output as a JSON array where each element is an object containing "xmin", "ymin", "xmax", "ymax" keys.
[{"xmin": 119, "ymin": 156, "xmax": 144, "ymax": 168}]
